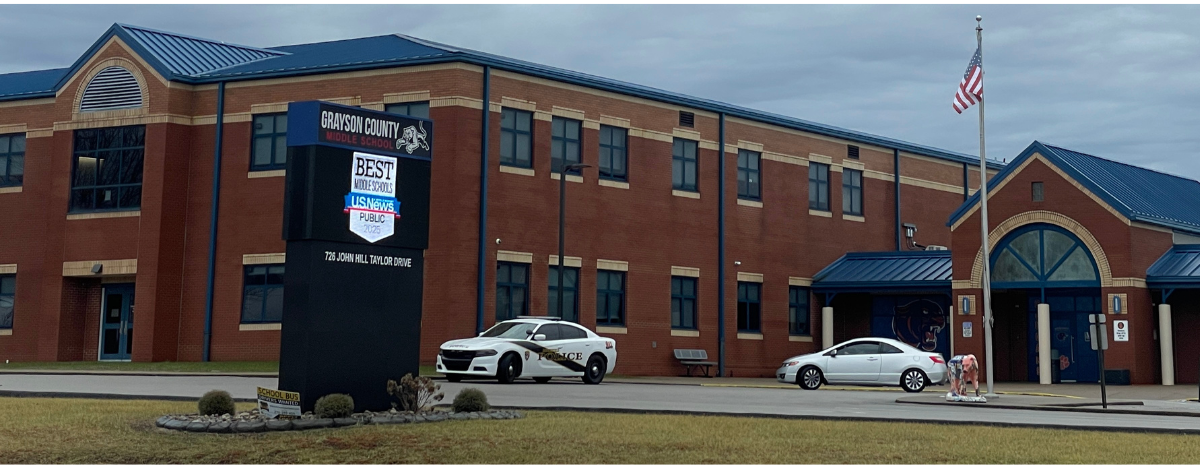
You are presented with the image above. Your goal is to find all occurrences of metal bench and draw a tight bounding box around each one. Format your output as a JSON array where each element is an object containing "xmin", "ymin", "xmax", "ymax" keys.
[{"xmin": 674, "ymin": 349, "xmax": 717, "ymax": 377}]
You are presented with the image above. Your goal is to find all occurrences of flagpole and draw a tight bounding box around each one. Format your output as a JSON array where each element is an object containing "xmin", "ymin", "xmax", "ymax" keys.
[{"xmin": 976, "ymin": 15, "xmax": 997, "ymax": 398}]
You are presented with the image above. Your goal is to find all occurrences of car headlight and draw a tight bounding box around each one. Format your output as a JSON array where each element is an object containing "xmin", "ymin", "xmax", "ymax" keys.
[
  {"xmin": 475, "ymin": 349, "xmax": 498, "ymax": 357},
  {"xmin": 783, "ymin": 361, "xmax": 800, "ymax": 367}
]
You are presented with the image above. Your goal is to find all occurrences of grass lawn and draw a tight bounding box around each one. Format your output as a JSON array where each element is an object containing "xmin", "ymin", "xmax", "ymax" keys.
[
  {"xmin": 0, "ymin": 362, "xmax": 438, "ymax": 377},
  {"xmin": 2, "ymin": 398, "xmax": 1200, "ymax": 463}
]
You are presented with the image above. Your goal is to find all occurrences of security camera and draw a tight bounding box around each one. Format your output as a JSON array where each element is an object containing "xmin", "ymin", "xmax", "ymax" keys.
[
  {"xmin": 734, "ymin": 261, "xmax": 742, "ymax": 266},
  {"xmin": 495, "ymin": 238, "xmax": 501, "ymax": 245}
]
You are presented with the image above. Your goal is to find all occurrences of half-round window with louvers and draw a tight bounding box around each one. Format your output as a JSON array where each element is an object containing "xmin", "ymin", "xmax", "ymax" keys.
[{"xmin": 79, "ymin": 67, "xmax": 143, "ymax": 112}]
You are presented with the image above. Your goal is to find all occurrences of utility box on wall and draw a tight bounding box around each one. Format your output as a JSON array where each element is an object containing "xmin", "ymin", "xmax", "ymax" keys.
[{"xmin": 277, "ymin": 101, "xmax": 433, "ymax": 412}]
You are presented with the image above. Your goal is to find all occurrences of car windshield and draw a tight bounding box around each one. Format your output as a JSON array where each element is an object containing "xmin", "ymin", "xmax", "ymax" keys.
[{"xmin": 480, "ymin": 322, "xmax": 538, "ymax": 339}]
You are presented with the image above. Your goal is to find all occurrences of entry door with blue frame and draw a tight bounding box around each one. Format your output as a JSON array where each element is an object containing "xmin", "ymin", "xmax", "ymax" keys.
[
  {"xmin": 1029, "ymin": 293, "xmax": 1099, "ymax": 383},
  {"xmin": 100, "ymin": 285, "xmax": 135, "ymax": 361}
]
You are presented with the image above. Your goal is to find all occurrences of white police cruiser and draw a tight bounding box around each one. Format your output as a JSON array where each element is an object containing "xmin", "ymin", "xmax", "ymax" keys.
[{"xmin": 437, "ymin": 316, "xmax": 617, "ymax": 384}]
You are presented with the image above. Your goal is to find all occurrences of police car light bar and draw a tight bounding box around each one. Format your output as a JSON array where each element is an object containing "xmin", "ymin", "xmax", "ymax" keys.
[{"xmin": 515, "ymin": 316, "xmax": 561, "ymax": 321}]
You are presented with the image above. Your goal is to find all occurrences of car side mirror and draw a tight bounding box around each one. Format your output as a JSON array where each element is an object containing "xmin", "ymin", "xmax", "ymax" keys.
[
  {"xmin": 478, "ymin": 332, "xmax": 484, "ymax": 337},
  {"xmin": 828, "ymin": 350, "xmax": 837, "ymax": 357},
  {"xmin": 533, "ymin": 334, "xmax": 547, "ymax": 341}
]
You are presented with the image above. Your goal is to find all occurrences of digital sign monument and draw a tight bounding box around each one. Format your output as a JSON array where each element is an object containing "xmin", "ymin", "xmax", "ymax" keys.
[{"xmin": 278, "ymin": 101, "xmax": 432, "ymax": 412}]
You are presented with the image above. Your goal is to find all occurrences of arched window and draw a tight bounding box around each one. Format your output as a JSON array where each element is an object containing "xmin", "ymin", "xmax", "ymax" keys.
[
  {"xmin": 991, "ymin": 224, "xmax": 1099, "ymax": 288},
  {"xmin": 79, "ymin": 67, "xmax": 143, "ymax": 112}
]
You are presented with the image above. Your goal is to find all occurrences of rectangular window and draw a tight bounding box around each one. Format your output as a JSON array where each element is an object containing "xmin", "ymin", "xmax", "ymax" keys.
[
  {"xmin": 384, "ymin": 101, "xmax": 430, "ymax": 119},
  {"xmin": 251, "ymin": 114, "xmax": 288, "ymax": 171},
  {"xmin": 0, "ymin": 134, "xmax": 26, "ymax": 187},
  {"xmin": 672, "ymin": 138, "xmax": 698, "ymax": 192},
  {"xmin": 598, "ymin": 125, "xmax": 628, "ymax": 182},
  {"xmin": 1032, "ymin": 181, "xmax": 1044, "ymax": 202},
  {"xmin": 789, "ymin": 286, "xmax": 810, "ymax": 336},
  {"xmin": 551, "ymin": 117, "xmax": 582, "ymax": 174},
  {"xmin": 842, "ymin": 168, "xmax": 863, "ymax": 216},
  {"xmin": 548, "ymin": 266, "xmax": 580, "ymax": 322},
  {"xmin": 0, "ymin": 274, "xmax": 13, "ymax": 329},
  {"xmin": 737, "ymin": 282, "xmax": 761, "ymax": 332},
  {"xmin": 241, "ymin": 265, "xmax": 284, "ymax": 324},
  {"xmin": 596, "ymin": 270, "xmax": 625, "ymax": 326},
  {"xmin": 808, "ymin": 162, "xmax": 829, "ymax": 211},
  {"xmin": 671, "ymin": 276, "xmax": 698, "ymax": 329},
  {"xmin": 737, "ymin": 149, "xmax": 761, "ymax": 200},
  {"xmin": 70, "ymin": 126, "xmax": 145, "ymax": 212},
  {"xmin": 496, "ymin": 262, "xmax": 529, "ymax": 320},
  {"xmin": 500, "ymin": 108, "xmax": 533, "ymax": 168}
]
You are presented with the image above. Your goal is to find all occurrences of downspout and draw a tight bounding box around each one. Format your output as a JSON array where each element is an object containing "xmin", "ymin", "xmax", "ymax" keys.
[
  {"xmin": 893, "ymin": 148, "xmax": 901, "ymax": 251},
  {"xmin": 476, "ymin": 66, "xmax": 491, "ymax": 334},
  {"xmin": 717, "ymin": 112, "xmax": 726, "ymax": 377},
  {"xmin": 962, "ymin": 163, "xmax": 969, "ymax": 200},
  {"xmin": 202, "ymin": 81, "xmax": 226, "ymax": 362}
]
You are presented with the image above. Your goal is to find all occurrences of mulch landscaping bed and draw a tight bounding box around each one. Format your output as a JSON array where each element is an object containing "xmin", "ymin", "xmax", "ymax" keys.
[{"xmin": 156, "ymin": 408, "xmax": 524, "ymax": 433}]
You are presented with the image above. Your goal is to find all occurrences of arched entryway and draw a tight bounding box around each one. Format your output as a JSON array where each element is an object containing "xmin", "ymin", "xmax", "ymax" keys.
[{"xmin": 988, "ymin": 223, "xmax": 1102, "ymax": 383}]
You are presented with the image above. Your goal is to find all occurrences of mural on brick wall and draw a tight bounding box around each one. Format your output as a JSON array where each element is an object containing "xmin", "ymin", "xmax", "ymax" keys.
[{"xmin": 871, "ymin": 296, "xmax": 950, "ymax": 359}]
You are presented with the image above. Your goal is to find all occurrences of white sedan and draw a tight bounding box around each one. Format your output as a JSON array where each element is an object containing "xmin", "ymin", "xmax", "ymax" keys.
[
  {"xmin": 775, "ymin": 337, "xmax": 948, "ymax": 393},
  {"xmin": 437, "ymin": 317, "xmax": 617, "ymax": 384}
]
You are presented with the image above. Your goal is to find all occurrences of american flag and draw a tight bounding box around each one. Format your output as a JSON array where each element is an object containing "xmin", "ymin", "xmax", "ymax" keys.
[{"xmin": 953, "ymin": 47, "xmax": 984, "ymax": 114}]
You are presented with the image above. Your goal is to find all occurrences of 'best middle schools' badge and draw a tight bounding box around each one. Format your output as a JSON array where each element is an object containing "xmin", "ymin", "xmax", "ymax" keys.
[{"xmin": 345, "ymin": 152, "xmax": 401, "ymax": 243}]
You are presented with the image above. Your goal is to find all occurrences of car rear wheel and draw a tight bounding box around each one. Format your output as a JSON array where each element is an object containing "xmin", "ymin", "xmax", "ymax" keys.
[
  {"xmin": 798, "ymin": 366, "xmax": 823, "ymax": 390},
  {"xmin": 446, "ymin": 374, "xmax": 463, "ymax": 383},
  {"xmin": 497, "ymin": 353, "xmax": 521, "ymax": 384},
  {"xmin": 582, "ymin": 355, "xmax": 606, "ymax": 385},
  {"xmin": 533, "ymin": 377, "xmax": 551, "ymax": 384},
  {"xmin": 902, "ymin": 368, "xmax": 927, "ymax": 393}
]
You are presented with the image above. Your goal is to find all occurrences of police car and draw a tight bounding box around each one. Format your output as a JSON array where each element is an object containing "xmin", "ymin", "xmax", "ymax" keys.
[{"xmin": 437, "ymin": 316, "xmax": 617, "ymax": 384}]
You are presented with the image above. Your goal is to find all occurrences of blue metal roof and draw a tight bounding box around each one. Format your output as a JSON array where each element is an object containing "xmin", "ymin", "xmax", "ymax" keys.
[
  {"xmin": 0, "ymin": 68, "xmax": 69, "ymax": 100},
  {"xmin": 948, "ymin": 141, "xmax": 1200, "ymax": 235},
  {"xmin": 0, "ymin": 23, "xmax": 1005, "ymax": 168},
  {"xmin": 812, "ymin": 250, "xmax": 952, "ymax": 291},
  {"xmin": 1147, "ymin": 245, "xmax": 1200, "ymax": 286}
]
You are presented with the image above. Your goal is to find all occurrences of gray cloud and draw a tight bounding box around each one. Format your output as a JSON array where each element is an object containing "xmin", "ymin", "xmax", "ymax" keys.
[{"xmin": 2, "ymin": 5, "xmax": 1199, "ymax": 176}]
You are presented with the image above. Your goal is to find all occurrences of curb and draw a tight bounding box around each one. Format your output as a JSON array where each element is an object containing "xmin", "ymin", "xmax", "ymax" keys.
[
  {"xmin": 895, "ymin": 398, "xmax": 1200, "ymax": 417},
  {"xmin": 494, "ymin": 405, "xmax": 1200, "ymax": 435},
  {"xmin": 0, "ymin": 370, "xmax": 277, "ymax": 378},
  {"xmin": 697, "ymin": 382, "xmax": 1083, "ymax": 399},
  {"xmin": 0, "ymin": 390, "xmax": 256, "ymax": 402}
]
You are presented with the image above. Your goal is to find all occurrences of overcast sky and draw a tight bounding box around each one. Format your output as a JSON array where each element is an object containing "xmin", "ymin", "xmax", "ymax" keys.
[{"xmin": 3, "ymin": 4, "xmax": 1199, "ymax": 177}]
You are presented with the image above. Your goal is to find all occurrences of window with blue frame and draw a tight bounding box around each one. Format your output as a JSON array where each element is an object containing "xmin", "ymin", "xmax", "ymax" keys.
[
  {"xmin": 842, "ymin": 168, "xmax": 863, "ymax": 216},
  {"xmin": 737, "ymin": 282, "xmax": 761, "ymax": 332},
  {"xmin": 991, "ymin": 224, "xmax": 1099, "ymax": 286},
  {"xmin": 496, "ymin": 261, "xmax": 529, "ymax": 320},
  {"xmin": 71, "ymin": 126, "xmax": 145, "ymax": 212},
  {"xmin": 671, "ymin": 276, "xmax": 697, "ymax": 329},
  {"xmin": 251, "ymin": 114, "xmax": 288, "ymax": 171},
  {"xmin": 596, "ymin": 270, "xmax": 625, "ymax": 326},
  {"xmin": 0, "ymin": 275, "xmax": 13, "ymax": 329},
  {"xmin": 0, "ymin": 134, "xmax": 25, "ymax": 187},
  {"xmin": 737, "ymin": 149, "xmax": 761, "ymax": 200},
  {"xmin": 789, "ymin": 286, "xmax": 810, "ymax": 336},
  {"xmin": 548, "ymin": 266, "xmax": 580, "ymax": 322},
  {"xmin": 500, "ymin": 108, "xmax": 533, "ymax": 168},
  {"xmin": 384, "ymin": 101, "xmax": 430, "ymax": 119},
  {"xmin": 808, "ymin": 162, "xmax": 829, "ymax": 211},
  {"xmin": 672, "ymin": 138, "xmax": 698, "ymax": 192},
  {"xmin": 241, "ymin": 265, "xmax": 284, "ymax": 324},
  {"xmin": 599, "ymin": 125, "xmax": 628, "ymax": 182},
  {"xmin": 551, "ymin": 117, "xmax": 582, "ymax": 174}
]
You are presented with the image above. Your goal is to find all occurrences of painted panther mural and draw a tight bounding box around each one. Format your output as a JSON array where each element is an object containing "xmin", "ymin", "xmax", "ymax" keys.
[{"xmin": 891, "ymin": 298, "xmax": 947, "ymax": 352}]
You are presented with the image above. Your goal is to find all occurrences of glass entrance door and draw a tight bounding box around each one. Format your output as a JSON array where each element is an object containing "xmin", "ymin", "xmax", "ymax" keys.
[{"xmin": 99, "ymin": 285, "xmax": 134, "ymax": 361}]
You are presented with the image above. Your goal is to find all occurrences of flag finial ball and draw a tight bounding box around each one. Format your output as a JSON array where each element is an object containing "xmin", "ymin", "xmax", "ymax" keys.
[{"xmin": 976, "ymin": 15, "xmax": 982, "ymax": 21}]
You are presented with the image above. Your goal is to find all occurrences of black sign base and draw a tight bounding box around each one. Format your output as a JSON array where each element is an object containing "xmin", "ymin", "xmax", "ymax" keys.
[{"xmin": 278, "ymin": 240, "xmax": 424, "ymax": 412}]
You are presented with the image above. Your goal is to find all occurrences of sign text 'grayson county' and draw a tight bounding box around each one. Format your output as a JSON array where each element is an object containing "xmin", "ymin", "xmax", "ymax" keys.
[{"xmin": 324, "ymin": 251, "xmax": 414, "ymax": 268}]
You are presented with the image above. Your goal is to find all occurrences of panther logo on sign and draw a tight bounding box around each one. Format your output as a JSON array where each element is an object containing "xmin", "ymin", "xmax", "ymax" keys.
[{"xmin": 344, "ymin": 152, "xmax": 401, "ymax": 243}]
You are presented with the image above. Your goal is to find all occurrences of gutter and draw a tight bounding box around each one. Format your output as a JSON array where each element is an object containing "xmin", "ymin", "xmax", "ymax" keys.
[
  {"xmin": 717, "ymin": 113, "xmax": 726, "ymax": 377},
  {"xmin": 476, "ymin": 66, "xmax": 490, "ymax": 334},
  {"xmin": 201, "ymin": 81, "xmax": 226, "ymax": 362},
  {"xmin": 894, "ymin": 148, "xmax": 901, "ymax": 250}
]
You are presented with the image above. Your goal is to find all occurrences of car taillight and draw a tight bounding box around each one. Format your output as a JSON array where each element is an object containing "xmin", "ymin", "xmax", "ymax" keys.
[{"xmin": 930, "ymin": 356, "xmax": 945, "ymax": 365}]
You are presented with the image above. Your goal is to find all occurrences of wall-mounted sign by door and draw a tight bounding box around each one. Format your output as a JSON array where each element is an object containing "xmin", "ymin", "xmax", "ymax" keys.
[
  {"xmin": 962, "ymin": 321, "xmax": 973, "ymax": 338},
  {"xmin": 1113, "ymin": 320, "xmax": 1129, "ymax": 341}
]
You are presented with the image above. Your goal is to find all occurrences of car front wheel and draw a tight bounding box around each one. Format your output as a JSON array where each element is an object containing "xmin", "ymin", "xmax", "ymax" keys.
[
  {"xmin": 798, "ymin": 366, "xmax": 823, "ymax": 390},
  {"xmin": 582, "ymin": 355, "xmax": 606, "ymax": 384},
  {"xmin": 902, "ymin": 368, "xmax": 927, "ymax": 393},
  {"xmin": 497, "ymin": 353, "xmax": 521, "ymax": 384}
]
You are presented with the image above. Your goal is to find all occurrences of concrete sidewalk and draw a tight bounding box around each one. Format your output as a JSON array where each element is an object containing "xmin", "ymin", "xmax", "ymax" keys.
[{"xmin": 897, "ymin": 393, "xmax": 1200, "ymax": 417}]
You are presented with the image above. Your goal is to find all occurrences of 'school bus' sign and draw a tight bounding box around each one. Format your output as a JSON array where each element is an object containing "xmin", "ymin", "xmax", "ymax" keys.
[{"xmin": 279, "ymin": 101, "xmax": 432, "ymax": 412}]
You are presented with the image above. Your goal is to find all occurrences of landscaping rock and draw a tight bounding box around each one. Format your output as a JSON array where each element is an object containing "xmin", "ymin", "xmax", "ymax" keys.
[
  {"xmin": 185, "ymin": 421, "xmax": 210, "ymax": 433},
  {"xmin": 265, "ymin": 420, "xmax": 292, "ymax": 431},
  {"xmin": 333, "ymin": 418, "xmax": 358, "ymax": 427},
  {"xmin": 207, "ymin": 421, "xmax": 232, "ymax": 434},
  {"xmin": 156, "ymin": 416, "xmax": 171, "ymax": 428},
  {"xmin": 233, "ymin": 420, "xmax": 266, "ymax": 433}
]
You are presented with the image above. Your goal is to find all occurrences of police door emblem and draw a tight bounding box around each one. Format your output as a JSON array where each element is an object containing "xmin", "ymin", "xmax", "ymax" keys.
[{"xmin": 344, "ymin": 152, "xmax": 401, "ymax": 243}]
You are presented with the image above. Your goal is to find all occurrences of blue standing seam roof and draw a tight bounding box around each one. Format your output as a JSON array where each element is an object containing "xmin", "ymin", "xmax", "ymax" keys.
[
  {"xmin": 0, "ymin": 23, "xmax": 1003, "ymax": 169},
  {"xmin": 1146, "ymin": 245, "xmax": 1200, "ymax": 286},
  {"xmin": 811, "ymin": 251, "xmax": 952, "ymax": 290},
  {"xmin": 0, "ymin": 68, "xmax": 70, "ymax": 99},
  {"xmin": 948, "ymin": 141, "xmax": 1200, "ymax": 235}
]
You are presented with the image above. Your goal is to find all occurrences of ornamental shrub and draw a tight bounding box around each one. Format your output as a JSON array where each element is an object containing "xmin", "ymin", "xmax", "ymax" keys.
[
  {"xmin": 387, "ymin": 373, "xmax": 444, "ymax": 412},
  {"xmin": 198, "ymin": 390, "xmax": 235, "ymax": 416},
  {"xmin": 315, "ymin": 393, "xmax": 355, "ymax": 418},
  {"xmin": 452, "ymin": 388, "xmax": 489, "ymax": 413}
]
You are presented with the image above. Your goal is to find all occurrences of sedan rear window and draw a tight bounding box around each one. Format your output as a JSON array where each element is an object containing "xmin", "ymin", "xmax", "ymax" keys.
[{"xmin": 481, "ymin": 322, "xmax": 538, "ymax": 339}]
